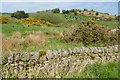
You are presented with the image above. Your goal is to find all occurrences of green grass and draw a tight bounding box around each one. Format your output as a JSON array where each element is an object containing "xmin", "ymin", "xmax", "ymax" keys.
[
  {"xmin": 60, "ymin": 13, "xmax": 96, "ymax": 24},
  {"xmin": 0, "ymin": 13, "xmax": 11, "ymax": 17},
  {"xmin": 60, "ymin": 13, "xmax": 118, "ymax": 29},
  {"xmin": 1, "ymin": 12, "xmax": 118, "ymax": 52},
  {"xmin": 29, "ymin": 12, "xmax": 66, "ymax": 24},
  {"xmin": 65, "ymin": 61, "xmax": 118, "ymax": 78},
  {"xmin": 1, "ymin": 22, "xmax": 70, "ymax": 36},
  {"xmin": 96, "ymin": 21, "xmax": 118, "ymax": 29}
]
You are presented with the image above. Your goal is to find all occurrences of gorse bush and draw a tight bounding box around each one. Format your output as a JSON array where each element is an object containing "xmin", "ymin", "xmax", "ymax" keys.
[
  {"xmin": 61, "ymin": 20, "xmax": 118, "ymax": 46},
  {"xmin": 0, "ymin": 16, "xmax": 11, "ymax": 24},
  {"xmin": 11, "ymin": 11, "xmax": 29, "ymax": 19},
  {"xmin": 30, "ymin": 12, "xmax": 66, "ymax": 24},
  {"xmin": 21, "ymin": 17, "xmax": 52, "ymax": 27}
]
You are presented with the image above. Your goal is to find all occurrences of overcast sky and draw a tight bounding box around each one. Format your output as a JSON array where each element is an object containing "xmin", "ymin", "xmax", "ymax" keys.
[
  {"xmin": 1, "ymin": 2, "xmax": 118, "ymax": 15},
  {"xmin": 1, "ymin": 0, "xmax": 119, "ymax": 2}
]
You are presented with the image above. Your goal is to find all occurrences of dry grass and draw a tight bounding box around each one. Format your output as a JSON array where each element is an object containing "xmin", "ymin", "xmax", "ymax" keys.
[
  {"xmin": 24, "ymin": 31, "xmax": 46, "ymax": 46},
  {"xmin": 2, "ymin": 31, "xmax": 46, "ymax": 52}
]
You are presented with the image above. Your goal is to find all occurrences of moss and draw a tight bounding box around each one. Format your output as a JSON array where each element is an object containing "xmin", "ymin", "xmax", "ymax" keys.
[{"xmin": 39, "ymin": 51, "xmax": 46, "ymax": 58}]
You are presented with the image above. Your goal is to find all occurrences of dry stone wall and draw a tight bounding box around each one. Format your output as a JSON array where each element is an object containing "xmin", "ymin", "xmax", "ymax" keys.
[{"xmin": 2, "ymin": 45, "xmax": 118, "ymax": 78}]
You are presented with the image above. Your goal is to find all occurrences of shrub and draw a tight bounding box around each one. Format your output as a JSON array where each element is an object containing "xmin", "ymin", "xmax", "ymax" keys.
[
  {"xmin": 21, "ymin": 17, "xmax": 52, "ymax": 27},
  {"xmin": 74, "ymin": 12, "xmax": 78, "ymax": 15},
  {"xmin": 11, "ymin": 11, "xmax": 29, "ymax": 19},
  {"xmin": 115, "ymin": 16, "xmax": 120, "ymax": 21},
  {"xmin": 62, "ymin": 10, "xmax": 66, "ymax": 14},
  {"xmin": 30, "ymin": 12, "xmax": 66, "ymax": 24},
  {"xmin": 91, "ymin": 9, "xmax": 94, "ymax": 11},
  {"xmin": 96, "ymin": 12, "xmax": 99, "ymax": 16},
  {"xmin": 61, "ymin": 20, "xmax": 118, "ymax": 46},
  {"xmin": 65, "ymin": 10, "xmax": 69, "ymax": 14},
  {"xmin": 62, "ymin": 10, "xmax": 69, "ymax": 14},
  {"xmin": 52, "ymin": 8, "xmax": 60, "ymax": 13},
  {"xmin": 84, "ymin": 9, "xmax": 87, "ymax": 11},
  {"xmin": 70, "ymin": 9, "xmax": 75, "ymax": 12},
  {"xmin": 0, "ymin": 16, "xmax": 11, "ymax": 24}
]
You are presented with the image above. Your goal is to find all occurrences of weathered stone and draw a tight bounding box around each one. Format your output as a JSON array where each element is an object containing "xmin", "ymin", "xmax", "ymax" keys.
[
  {"xmin": 63, "ymin": 50, "xmax": 69, "ymax": 56},
  {"xmin": 79, "ymin": 47, "xmax": 85, "ymax": 53},
  {"xmin": 68, "ymin": 48, "xmax": 72, "ymax": 54},
  {"xmin": 53, "ymin": 50, "xmax": 59, "ymax": 58},
  {"xmin": 2, "ymin": 45, "xmax": 119, "ymax": 78},
  {"xmin": 89, "ymin": 47, "xmax": 94, "ymax": 53},
  {"xmin": 85, "ymin": 48, "xmax": 90, "ymax": 53},
  {"xmin": 114, "ymin": 45, "xmax": 118, "ymax": 52},
  {"xmin": 46, "ymin": 50, "xmax": 53, "ymax": 60}
]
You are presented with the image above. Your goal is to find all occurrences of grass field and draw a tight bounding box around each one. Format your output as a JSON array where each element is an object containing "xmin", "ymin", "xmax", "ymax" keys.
[
  {"xmin": 64, "ymin": 61, "xmax": 118, "ymax": 78},
  {"xmin": 1, "ymin": 12, "xmax": 118, "ymax": 52}
]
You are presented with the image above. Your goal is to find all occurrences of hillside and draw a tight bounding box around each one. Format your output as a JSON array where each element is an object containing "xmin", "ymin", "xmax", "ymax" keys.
[
  {"xmin": 62, "ymin": 9, "xmax": 116, "ymax": 19},
  {"xmin": 0, "ymin": 9, "xmax": 119, "ymax": 78}
]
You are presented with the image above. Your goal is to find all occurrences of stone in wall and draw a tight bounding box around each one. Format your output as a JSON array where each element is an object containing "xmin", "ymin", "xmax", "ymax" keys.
[{"xmin": 46, "ymin": 50, "xmax": 53, "ymax": 60}]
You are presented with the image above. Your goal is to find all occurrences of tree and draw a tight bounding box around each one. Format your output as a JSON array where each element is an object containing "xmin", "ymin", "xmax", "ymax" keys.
[
  {"xmin": 70, "ymin": 9, "xmax": 75, "ymax": 12},
  {"xmin": 11, "ymin": 11, "xmax": 28, "ymax": 19},
  {"xmin": 115, "ymin": 16, "xmax": 120, "ymax": 21},
  {"xmin": 66, "ymin": 10, "xmax": 69, "ymax": 14},
  {"xmin": 62, "ymin": 10, "xmax": 69, "ymax": 14},
  {"xmin": 62, "ymin": 10, "xmax": 66, "ymax": 14},
  {"xmin": 95, "ymin": 12, "xmax": 99, "ymax": 16},
  {"xmin": 91, "ymin": 9, "xmax": 94, "ymax": 11},
  {"xmin": 84, "ymin": 9, "xmax": 87, "ymax": 11},
  {"xmin": 52, "ymin": 8, "xmax": 60, "ymax": 13}
]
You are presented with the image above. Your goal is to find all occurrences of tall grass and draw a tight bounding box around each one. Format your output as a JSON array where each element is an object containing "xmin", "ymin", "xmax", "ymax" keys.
[
  {"xmin": 2, "ymin": 31, "xmax": 46, "ymax": 53},
  {"xmin": 65, "ymin": 61, "xmax": 118, "ymax": 78},
  {"xmin": 30, "ymin": 12, "xmax": 66, "ymax": 24}
]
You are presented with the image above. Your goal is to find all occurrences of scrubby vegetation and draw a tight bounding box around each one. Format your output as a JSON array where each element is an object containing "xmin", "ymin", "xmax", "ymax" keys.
[
  {"xmin": 0, "ymin": 16, "xmax": 12, "ymax": 24},
  {"xmin": 21, "ymin": 17, "xmax": 52, "ymax": 27},
  {"xmin": 30, "ymin": 12, "xmax": 66, "ymax": 24},
  {"xmin": 61, "ymin": 20, "xmax": 118, "ymax": 46},
  {"xmin": 2, "ymin": 31, "xmax": 46, "ymax": 52},
  {"xmin": 11, "ymin": 11, "xmax": 29, "ymax": 19},
  {"xmin": 1, "ymin": 8, "xmax": 118, "ymax": 78},
  {"xmin": 52, "ymin": 8, "xmax": 60, "ymax": 13}
]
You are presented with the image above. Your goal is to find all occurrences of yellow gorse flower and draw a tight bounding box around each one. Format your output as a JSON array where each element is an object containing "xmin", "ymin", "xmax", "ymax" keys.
[
  {"xmin": 0, "ymin": 16, "xmax": 11, "ymax": 24},
  {"xmin": 21, "ymin": 17, "xmax": 52, "ymax": 27}
]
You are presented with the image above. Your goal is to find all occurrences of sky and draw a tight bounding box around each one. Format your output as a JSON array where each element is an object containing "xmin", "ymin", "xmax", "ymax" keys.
[
  {"xmin": 1, "ymin": 0, "xmax": 119, "ymax": 2},
  {"xmin": 1, "ymin": 2, "xmax": 118, "ymax": 15}
]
